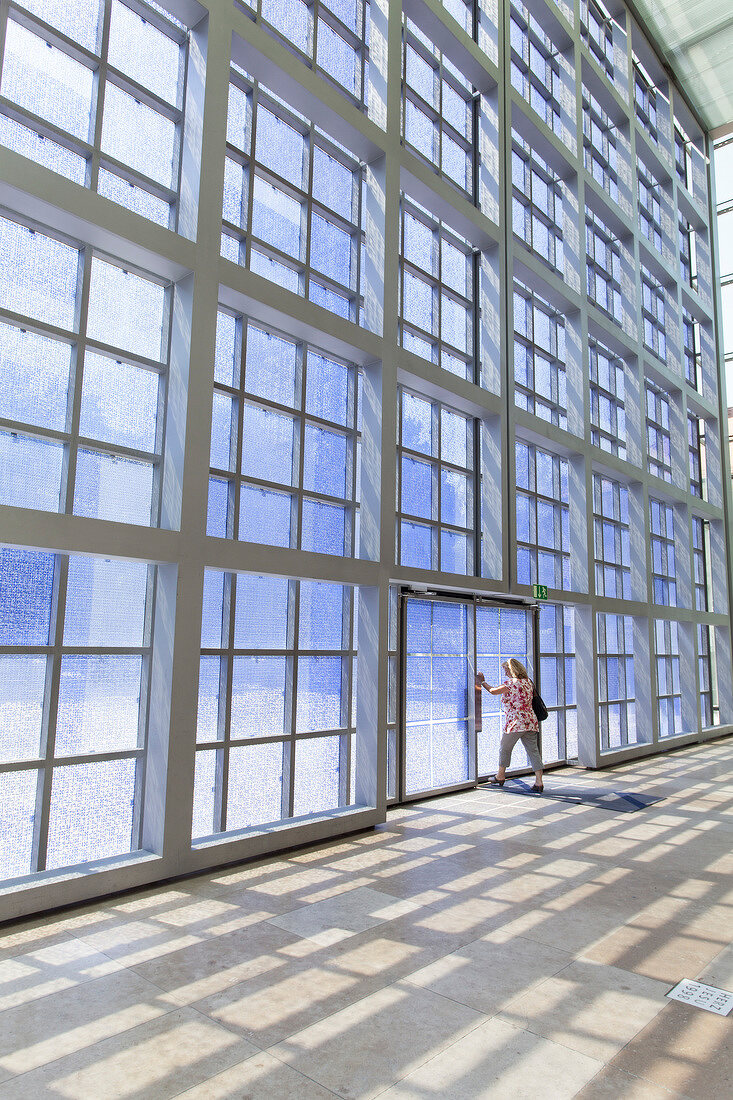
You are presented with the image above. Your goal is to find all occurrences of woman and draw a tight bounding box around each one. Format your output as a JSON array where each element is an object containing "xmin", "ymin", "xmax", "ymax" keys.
[{"xmin": 476, "ymin": 658, "xmax": 543, "ymax": 792}]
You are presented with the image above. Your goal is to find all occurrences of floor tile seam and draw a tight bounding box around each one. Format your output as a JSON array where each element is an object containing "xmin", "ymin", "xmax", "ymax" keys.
[
  {"xmin": 0, "ymin": 929, "xmax": 80, "ymax": 968},
  {"xmin": 489, "ymin": 1004, "xmax": 649, "ymax": 1066},
  {"xmin": 572, "ymin": 1063, "xmax": 696, "ymax": 1100},
  {"xmin": 255, "ymin": 1043, "xmax": 375, "ymax": 1100}
]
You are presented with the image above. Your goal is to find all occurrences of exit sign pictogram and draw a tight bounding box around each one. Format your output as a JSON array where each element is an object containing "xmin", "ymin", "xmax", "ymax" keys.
[{"xmin": 532, "ymin": 584, "xmax": 548, "ymax": 600}]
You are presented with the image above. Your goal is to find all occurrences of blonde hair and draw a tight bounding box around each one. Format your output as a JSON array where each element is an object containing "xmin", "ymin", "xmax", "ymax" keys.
[{"xmin": 503, "ymin": 658, "xmax": 529, "ymax": 680}]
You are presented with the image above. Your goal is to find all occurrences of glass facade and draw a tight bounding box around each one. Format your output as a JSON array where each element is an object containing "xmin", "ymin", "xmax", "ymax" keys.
[{"xmin": 0, "ymin": 0, "xmax": 730, "ymax": 918}]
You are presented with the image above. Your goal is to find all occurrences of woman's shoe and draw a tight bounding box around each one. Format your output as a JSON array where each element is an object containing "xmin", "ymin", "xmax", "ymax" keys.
[
  {"xmin": 487, "ymin": 775, "xmax": 505, "ymax": 787},
  {"xmin": 531, "ymin": 783, "xmax": 544, "ymax": 793}
]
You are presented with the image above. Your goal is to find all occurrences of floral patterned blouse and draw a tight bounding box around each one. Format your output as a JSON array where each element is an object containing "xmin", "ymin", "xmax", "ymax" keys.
[{"xmin": 501, "ymin": 677, "xmax": 538, "ymax": 733}]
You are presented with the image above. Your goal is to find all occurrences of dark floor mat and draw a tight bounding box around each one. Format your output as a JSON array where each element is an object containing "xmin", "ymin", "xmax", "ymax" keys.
[{"xmin": 478, "ymin": 778, "xmax": 665, "ymax": 812}]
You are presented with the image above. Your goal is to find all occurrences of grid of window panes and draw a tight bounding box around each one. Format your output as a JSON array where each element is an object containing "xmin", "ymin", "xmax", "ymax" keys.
[
  {"xmin": 582, "ymin": 87, "xmax": 620, "ymax": 204},
  {"xmin": 645, "ymin": 381, "xmax": 672, "ymax": 481},
  {"xmin": 539, "ymin": 603, "xmax": 576, "ymax": 762},
  {"xmin": 641, "ymin": 268, "xmax": 667, "ymax": 360},
  {"xmin": 586, "ymin": 207, "xmax": 622, "ymax": 321},
  {"xmin": 589, "ymin": 339, "xmax": 626, "ymax": 458},
  {"xmin": 679, "ymin": 217, "xmax": 697, "ymax": 289},
  {"xmin": 512, "ymin": 136, "xmax": 564, "ymax": 272},
  {"xmin": 683, "ymin": 313, "xmax": 701, "ymax": 389},
  {"xmin": 638, "ymin": 161, "xmax": 663, "ymax": 252},
  {"xmin": 593, "ymin": 474, "xmax": 631, "ymax": 599},
  {"xmin": 634, "ymin": 62, "xmax": 658, "ymax": 140},
  {"xmin": 510, "ymin": 2, "xmax": 562, "ymax": 136},
  {"xmin": 397, "ymin": 390, "xmax": 475, "ymax": 574},
  {"xmin": 0, "ymin": 0, "xmax": 187, "ymax": 228},
  {"xmin": 515, "ymin": 441, "xmax": 570, "ymax": 590},
  {"xmin": 692, "ymin": 515, "xmax": 709, "ymax": 611},
  {"xmin": 399, "ymin": 200, "xmax": 474, "ymax": 379},
  {"xmin": 597, "ymin": 612, "xmax": 637, "ymax": 750},
  {"xmin": 195, "ymin": 571, "xmax": 358, "ymax": 837},
  {"xmin": 0, "ymin": 214, "xmax": 169, "ymax": 526},
  {"xmin": 513, "ymin": 282, "xmax": 567, "ymax": 427},
  {"xmin": 223, "ymin": 69, "xmax": 363, "ymax": 323},
  {"xmin": 697, "ymin": 622, "xmax": 718, "ymax": 727},
  {"xmin": 402, "ymin": 19, "xmax": 474, "ymax": 195},
  {"xmin": 580, "ymin": 0, "xmax": 615, "ymax": 82},
  {"xmin": 238, "ymin": 0, "xmax": 371, "ymax": 108},
  {"xmin": 688, "ymin": 414, "xmax": 706, "ymax": 498},
  {"xmin": 208, "ymin": 312, "xmax": 359, "ymax": 556},
  {"xmin": 655, "ymin": 619, "xmax": 682, "ymax": 738},
  {"xmin": 650, "ymin": 497, "xmax": 677, "ymax": 606},
  {"xmin": 0, "ymin": 547, "xmax": 153, "ymax": 881}
]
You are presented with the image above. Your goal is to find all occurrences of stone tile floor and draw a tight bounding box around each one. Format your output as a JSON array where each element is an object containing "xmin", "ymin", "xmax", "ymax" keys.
[{"xmin": 0, "ymin": 738, "xmax": 731, "ymax": 1098}]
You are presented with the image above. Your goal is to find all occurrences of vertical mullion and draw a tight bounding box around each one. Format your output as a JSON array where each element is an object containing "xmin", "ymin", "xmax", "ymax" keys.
[
  {"xmin": 217, "ymin": 572, "xmax": 237, "ymax": 833},
  {"xmin": 244, "ymin": 83, "xmax": 258, "ymax": 269},
  {"xmin": 131, "ymin": 562, "xmax": 157, "ymax": 848},
  {"xmin": 63, "ymin": 248, "xmax": 93, "ymax": 517},
  {"xmin": 89, "ymin": 0, "xmax": 112, "ymax": 193},
  {"xmin": 285, "ymin": 580, "xmax": 300, "ymax": 819},
  {"xmin": 303, "ymin": 124, "xmax": 314, "ymax": 305},
  {"xmin": 231, "ymin": 313, "xmax": 245, "ymax": 541}
]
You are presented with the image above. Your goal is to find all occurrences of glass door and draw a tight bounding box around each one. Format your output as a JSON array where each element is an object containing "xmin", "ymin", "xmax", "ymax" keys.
[
  {"xmin": 475, "ymin": 603, "xmax": 534, "ymax": 778},
  {"xmin": 401, "ymin": 595, "xmax": 475, "ymax": 800}
]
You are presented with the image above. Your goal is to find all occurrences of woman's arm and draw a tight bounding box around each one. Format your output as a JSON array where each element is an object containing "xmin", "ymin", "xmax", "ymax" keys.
[{"xmin": 476, "ymin": 674, "xmax": 509, "ymax": 695}]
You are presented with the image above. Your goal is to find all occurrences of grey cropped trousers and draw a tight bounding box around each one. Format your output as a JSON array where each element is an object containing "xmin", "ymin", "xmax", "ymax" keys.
[{"xmin": 499, "ymin": 728, "xmax": 543, "ymax": 771}]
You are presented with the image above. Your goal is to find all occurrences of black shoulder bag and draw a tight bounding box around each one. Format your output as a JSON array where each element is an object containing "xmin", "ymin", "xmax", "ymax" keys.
[{"xmin": 531, "ymin": 682, "xmax": 548, "ymax": 722}]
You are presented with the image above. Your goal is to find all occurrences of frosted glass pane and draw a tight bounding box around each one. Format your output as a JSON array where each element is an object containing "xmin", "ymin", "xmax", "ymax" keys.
[
  {"xmin": 80, "ymin": 352, "xmax": 159, "ymax": 452},
  {"xmin": 305, "ymin": 353, "xmax": 349, "ymax": 425},
  {"xmin": 197, "ymin": 656, "xmax": 221, "ymax": 743},
  {"xmin": 215, "ymin": 312, "xmax": 237, "ymax": 388},
  {"xmin": 97, "ymin": 170, "xmax": 171, "ymax": 227},
  {"xmin": 0, "ymin": 115, "xmax": 87, "ymax": 184},
  {"xmin": 293, "ymin": 735, "xmax": 341, "ymax": 816},
  {"xmin": 64, "ymin": 557, "xmax": 148, "ymax": 646},
  {"xmin": 301, "ymin": 499, "xmax": 347, "ymax": 555},
  {"xmin": 101, "ymin": 83, "xmax": 177, "ymax": 188},
  {"xmin": 403, "ymin": 271, "xmax": 434, "ymax": 332},
  {"xmin": 261, "ymin": 0, "xmax": 310, "ymax": 52},
  {"xmin": 224, "ymin": 157, "xmax": 247, "ymax": 229},
  {"xmin": 210, "ymin": 391, "xmax": 236, "ymax": 471},
  {"xmin": 441, "ymin": 409, "xmax": 468, "ymax": 466},
  {"xmin": 303, "ymin": 424, "xmax": 348, "ymax": 497},
  {"xmin": 401, "ymin": 520, "xmax": 432, "ymax": 569},
  {"xmin": 0, "ymin": 325, "xmax": 70, "ymax": 431},
  {"xmin": 108, "ymin": 1, "xmax": 181, "ymax": 105},
  {"xmin": 239, "ymin": 485, "xmax": 293, "ymax": 547},
  {"xmin": 227, "ymin": 81, "xmax": 249, "ymax": 151},
  {"xmin": 312, "ymin": 149, "xmax": 353, "ymax": 221},
  {"xmin": 406, "ymin": 598, "xmax": 431, "ymax": 652},
  {"xmin": 317, "ymin": 20, "xmax": 358, "ymax": 96},
  {"xmin": 402, "ymin": 455, "xmax": 433, "ymax": 519},
  {"xmin": 227, "ymin": 742, "xmax": 283, "ymax": 830},
  {"xmin": 0, "ymin": 549, "xmax": 54, "ymax": 645},
  {"xmin": 441, "ymin": 469, "xmax": 468, "ymax": 526},
  {"xmin": 309, "ymin": 282, "xmax": 350, "ymax": 319},
  {"xmin": 0, "ymin": 216, "xmax": 79, "ymax": 330},
  {"xmin": 192, "ymin": 749, "xmax": 217, "ymax": 838},
  {"xmin": 16, "ymin": 0, "xmax": 101, "ymax": 52},
  {"xmin": 402, "ymin": 392, "xmax": 432, "ymax": 454},
  {"xmin": 441, "ymin": 295, "xmax": 469, "ymax": 352},
  {"xmin": 241, "ymin": 404, "xmax": 295, "ymax": 485},
  {"xmin": 296, "ymin": 656, "xmax": 344, "ymax": 732},
  {"xmin": 0, "ymin": 431, "xmax": 63, "ymax": 512},
  {"xmin": 255, "ymin": 106, "xmax": 305, "ymax": 188},
  {"xmin": 299, "ymin": 582, "xmax": 345, "ymax": 650},
  {"xmin": 207, "ymin": 477, "xmax": 229, "ymax": 537},
  {"xmin": 231, "ymin": 656, "xmax": 286, "ymax": 738},
  {"xmin": 1, "ymin": 22, "xmax": 94, "ymax": 141},
  {"xmin": 432, "ymin": 719, "xmax": 470, "ymax": 787},
  {"xmin": 87, "ymin": 258, "xmax": 166, "ymax": 362},
  {"xmin": 73, "ymin": 449, "xmax": 154, "ymax": 526},
  {"xmin": 0, "ymin": 769, "xmax": 37, "ymax": 879},
  {"xmin": 46, "ymin": 759, "xmax": 136, "ymax": 869},
  {"xmin": 234, "ymin": 574, "xmax": 290, "ymax": 648},
  {"xmin": 251, "ymin": 177, "xmax": 303, "ymax": 259},
  {"xmin": 55, "ymin": 656, "xmax": 142, "ymax": 756},
  {"xmin": 250, "ymin": 249, "xmax": 300, "ymax": 293},
  {"xmin": 245, "ymin": 325, "xmax": 298, "ymax": 408},
  {"xmin": 201, "ymin": 570, "xmax": 225, "ymax": 648},
  {"xmin": 0, "ymin": 656, "xmax": 47, "ymax": 763},
  {"xmin": 322, "ymin": 0, "xmax": 360, "ymax": 32},
  {"xmin": 310, "ymin": 214, "xmax": 352, "ymax": 286}
]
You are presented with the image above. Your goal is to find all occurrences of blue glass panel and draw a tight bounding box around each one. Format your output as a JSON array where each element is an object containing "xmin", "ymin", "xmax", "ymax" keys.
[
  {"xmin": 441, "ymin": 241, "xmax": 468, "ymax": 296},
  {"xmin": 192, "ymin": 748, "xmax": 217, "ymax": 838},
  {"xmin": 0, "ymin": 769, "xmax": 37, "ymax": 879},
  {"xmin": 0, "ymin": 216, "xmax": 78, "ymax": 331},
  {"xmin": 221, "ymin": 232, "xmax": 241, "ymax": 264},
  {"xmin": 108, "ymin": 0, "xmax": 181, "ymax": 105},
  {"xmin": 317, "ymin": 20, "xmax": 357, "ymax": 95},
  {"xmin": 80, "ymin": 352, "xmax": 159, "ymax": 452},
  {"xmin": 0, "ymin": 549, "xmax": 54, "ymax": 646},
  {"xmin": 441, "ymin": 530, "xmax": 469, "ymax": 574},
  {"xmin": 432, "ymin": 655, "xmax": 468, "ymax": 720},
  {"xmin": 18, "ymin": 0, "xmax": 101, "ymax": 51},
  {"xmin": 97, "ymin": 170, "xmax": 171, "ymax": 226},
  {"xmin": 87, "ymin": 258, "xmax": 166, "ymax": 362},
  {"xmin": 405, "ymin": 654, "xmax": 431, "ymax": 724},
  {"xmin": 231, "ymin": 656, "xmax": 287, "ymax": 738},
  {"xmin": 245, "ymin": 325, "xmax": 298, "ymax": 408},
  {"xmin": 227, "ymin": 741, "xmax": 283, "ymax": 829},
  {"xmin": 299, "ymin": 582, "xmax": 345, "ymax": 650},
  {"xmin": 540, "ymin": 657, "xmax": 558, "ymax": 705},
  {"xmin": 201, "ymin": 569, "xmax": 225, "ymax": 648},
  {"xmin": 441, "ymin": 409, "xmax": 468, "ymax": 466},
  {"xmin": 234, "ymin": 573, "xmax": 290, "ymax": 648},
  {"xmin": 322, "ymin": 0, "xmax": 359, "ymax": 32},
  {"xmin": 101, "ymin": 83, "xmax": 177, "ymax": 188},
  {"xmin": 296, "ymin": 655, "xmax": 344, "ymax": 732},
  {"xmin": 250, "ymin": 249, "xmax": 301, "ymax": 292},
  {"xmin": 255, "ymin": 106, "xmax": 305, "ymax": 188},
  {"xmin": 197, "ymin": 656, "xmax": 221, "ymax": 743},
  {"xmin": 207, "ymin": 477, "xmax": 230, "ymax": 537},
  {"xmin": 403, "ymin": 271, "xmax": 434, "ymax": 332},
  {"xmin": 442, "ymin": 135, "xmax": 469, "ymax": 190},
  {"xmin": 310, "ymin": 214, "xmax": 352, "ymax": 286},
  {"xmin": 405, "ymin": 101, "xmax": 436, "ymax": 163},
  {"xmin": 0, "ymin": 656, "xmax": 46, "ymax": 763},
  {"xmin": 222, "ymin": 157, "xmax": 246, "ymax": 227},
  {"xmin": 293, "ymin": 734, "xmax": 341, "ymax": 816},
  {"xmin": 1, "ymin": 22, "xmax": 93, "ymax": 141},
  {"xmin": 537, "ymin": 500, "xmax": 555, "ymax": 547},
  {"xmin": 432, "ymin": 719, "xmax": 470, "ymax": 787},
  {"xmin": 252, "ymin": 177, "xmax": 302, "ymax": 259},
  {"xmin": 501, "ymin": 608, "xmax": 527, "ymax": 654},
  {"xmin": 405, "ymin": 723, "xmax": 431, "ymax": 792},
  {"xmin": 536, "ymin": 450, "xmax": 554, "ymax": 497},
  {"xmin": 401, "ymin": 455, "xmax": 433, "ymax": 519},
  {"xmin": 401, "ymin": 520, "xmax": 432, "ymax": 568},
  {"xmin": 0, "ymin": 116, "xmax": 87, "ymax": 184},
  {"xmin": 73, "ymin": 450, "xmax": 153, "ymax": 526},
  {"xmin": 55, "ymin": 656, "xmax": 142, "ymax": 755},
  {"xmin": 441, "ymin": 469, "xmax": 468, "ymax": 526},
  {"xmin": 476, "ymin": 605, "xmax": 500, "ymax": 656},
  {"xmin": 301, "ymin": 499, "xmax": 347, "ymax": 555},
  {"xmin": 402, "ymin": 329, "xmax": 434, "ymax": 362},
  {"xmin": 64, "ymin": 557, "xmax": 147, "ymax": 646},
  {"xmin": 309, "ymin": 281, "xmax": 350, "ymax": 319},
  {"xmin": 241, "ymin": 404, "xmax": 295, "ymax": 485},
  {"xmin": 517, "ymin": 546, "xmax": 531, "ymax": 584},
  {"xmin": 227, "ymin": 82, "xmax": 249, "ymax": 151},
  {"xmin": 406, "ymin": 598, "xmax": 431, "ymax": 652},
  {"xmin": 431, "ymin": 600, "xmax": 467, "ymax": 655},
  {"xmin": 312, "ymin": 148, "xmax": 353, "ymax": 221},
  {"xmin": 210, "ymin": 391, "xmax": 236, "ymax": 471},
  {"xmin": 516, "ymin": 492, "xmax": 531, "ymax": 543},
  {"xmin": 239, "ymin": 485, "xmax": 293, "ymax": 547},
  {"xmin": 0, "ymin": 431, "xmax": 63, "ymax": 512},
  {"xmin": 303, "ymin": 424, "xmax": 348, "ymax": 497},
  {"xmin": 403, "ymin": 215, "xmax": 433, "ymax": 274},
  {"xmin": 215, "ymin": 312, "xmax": 237, "ymax": 388},
  {"xmin": 262, "ymin": 0, "xmax": 310, "ymax": 51},
  {"xmin": 305, "ymin": 353, "xmax": 349, "ymax": 425},
  {"xmin": 441, "ymin": 295, "xmax": 468, "ymax": 352},
  {"xmin": 539, "ymin": 604, "xmax": 556, "ymax": 652},
  {"xmin": 46, "ymin": 758, "xmax": 136, "ymax": 869}
]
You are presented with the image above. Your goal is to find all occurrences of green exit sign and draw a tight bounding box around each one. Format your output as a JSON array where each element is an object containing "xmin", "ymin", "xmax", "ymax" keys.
[{"xmin": 532, "ymin": 584, "xmax": 548, "ymax": 600}]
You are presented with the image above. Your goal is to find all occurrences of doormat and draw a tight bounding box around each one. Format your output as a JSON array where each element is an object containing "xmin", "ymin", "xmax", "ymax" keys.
[
  {"xmin": 666, "ymin": 979, "xmax": 733, "ymax": 1016},
  {"xmin": 478, "ymin": 778, "xmax": 665, "ymax": 813}
]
